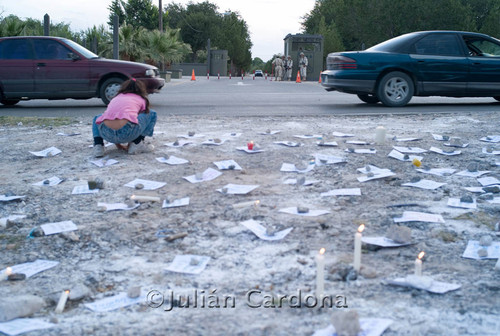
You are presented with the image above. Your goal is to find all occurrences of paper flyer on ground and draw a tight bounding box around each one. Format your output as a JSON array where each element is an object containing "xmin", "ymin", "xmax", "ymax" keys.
[
  {"xmin": 393, "ymin": 211, "xmax": 445, "ymax": 223},
  {"xmin": 1, "ymin": 259, "xmax": 59, "ymax": 278},
  {"xmin": 312, "ymin": 318, "xmax": 393, "ymax": 336},
  {"xmin": 124, "ymin": 179, "xmax": 167, "ymax": 190},
  {"xmin": 462, "ymin": 240, "xmax": 500, "ymax": 259},
  {"xmin": 29, "ymin": 146, "xmax": 61, "ymax": 157},
  {"xmin": 156, "ymin": 156, "xmax": 189, "ymax": 165},
  {"xmin": 85, "ymin": 291, "xmax": 147, "ymax": 312},
  {"xmin": 240, "ymin": 219, "xmax": 293, "ymax": 241},
  {"xmin": 213, "ymin": 160, "xmax": 242, "ymax": 170},
  {"xmin": 40, "ymin": 220, "xmax": 78, "ymax": 235},
  {"xmin": 162, "ymin": 197, "xmax": 190, "ymax": 208},
  {"xmin": 0, "ymin": 318, "xmax": 55, "ymax": 336},
  {"xmin": 165, "ymin": 255, "xmax": 210, "ymax": 274}
]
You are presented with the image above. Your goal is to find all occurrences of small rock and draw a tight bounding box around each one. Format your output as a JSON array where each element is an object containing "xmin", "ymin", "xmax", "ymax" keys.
[
  {"xmin": 330, "ymin": 310, "xmax": 361, "ymax": 336},
  {"xmin": 467, "ymin": 162, "xmax": 478, "ymax": 172},
  {"xmin": 127, "ymin": 286, "xmax": 141, "ymax": 299},
  {"xmin": 173, "ymin": 140, "xmax": 179, "ymax": 146},
  {"xmin": 460, "ymin": 195, "xmax": 474, "ymax": 203},
  {"xmin": 88, "ymin": 178, "xmax": 104, "ymax": 190},
  {"xmin": 486, "ymin": 147, "xmax": 493, "ymax": 153},
  {"xmin": 403, "ymin": 154, "xmax": 410, "ymax": 160},
  {"xmin": 483, "ymin": 186, "xmax": 500, "ymax": 193},
  {"xmin": 386, "ymin": 225, "xmax": 412, "ymax": 243},
  {"xmin": 442, "ymin": 135, "xmax": 450, "ymax": 141},
  {"xmin": 347, "ymin": 148, "xmax": 355, "ymax": 153},
  {"xmin": 297, "ymin": 207, "xmax": 309, "ymax": 214},
  {"xmin": 188, "ymin": 131, "xmax": 195, "ymax": 137},
  {"xmin": 7, "ymin": 273, "xmax": 26, "ymax": 281},
  {"xmin": 359, "ymin": 265, "xmax": 377, "ymax": 279},
  {"xmin": 49, "ymin": 316, "xmax": 59, "ymax": 324},
  {"xmin": 228, "ymin": 165, "xmax": 236, "ymax": 170},
  {"xmin": 296, "ymin": 176, "xmax": 306, "ymax": 185},
  {"xmin": 410, "ymin": 176, "xmax": 421, "ymax": 183},
  {"xmin": 43, "ymin": 179, "xmax": 50, "ymax": 185},
  {"xmin": 134, "ymin": 183, "xmax": 144, "ymax": 190},
  {"xmin": 367, "ymin": 172, "xmax": 375, "ymax": 178},
  {"xmin": 0, "ymin": 295, "xmax": 45, "ymax": 322},
  {"xmin": 69, "ymin": 284, "xmax": 91, "ymax": 301},
  {"xmin": 477, "ymin": 248, "xmax": 488, "ymax": 258},
  {"xmin": 190, "ymin": 258, "xmax": 200, "ymax": 266},
  {"xmin": 30, "ymin": 227, "xmax": 45, "ymax": 237},
  {"xmin": 265, "ymin": 129, "xmax": 271, "ymax": 134},
  {"xmin": 450, "ymin": 138, "xmax": 462, "ymax": 147},
  {"xmin": 221, "ymin": 187, "xmax": 228, "ymax": 194},
  {"xmin": 195, "ymin": 173, "xmax": 204, "ymax": 180},
  {"xmin": 265, "ymin": 228, "xmax": 276, "ymax": 236},
  {"xmin": 365, "ymin": 165, "xmax": 371, "ymax": 172},
  {"xmin": 62, "ymin": 231, "xmax": 80, "ymax": 242},
  {"xmin": 479, "ymin": 235, "xmax": 493, "ymax": 246}
]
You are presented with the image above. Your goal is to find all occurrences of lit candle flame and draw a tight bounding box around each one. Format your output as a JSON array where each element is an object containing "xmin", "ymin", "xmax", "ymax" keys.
[
  {"xmin": 65, "ymin": 290, "xmax": 70, "ymax": 295},
  {"xmin": 319, "ymin": 248, "xmax": 325, "ymax": 255},
  {"xmin": 418, "ymin": 251, "xmax": 425, "ymax": 260},
  {"xmin": 250, "ymin": 141, "xmax": 254, "ymax": 144},
  {"xmin": 254, "ymin": 200, "xmax": 260, "ymax": 206},
  {"xmin": 6, "ymin": 267, "xmax": 12, "ymax": 275},
  {"xmin": 358, "ymin": 224, "xmax": 365, "ymax": 233}
]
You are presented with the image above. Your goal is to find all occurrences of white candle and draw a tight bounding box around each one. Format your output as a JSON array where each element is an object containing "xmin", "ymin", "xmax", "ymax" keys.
[
  {"xmin": 414, "ymin": 251, "xmax": 425, "ymax": 276},
  {"xmin": 232, "ymin": 200, "xmax": 258, "ymax": 209},
  {"xmin": 315, "ymin": 248, "xmax": 325, "ymax": 300},
  {"xmin": 54, "ymin": 290, "xmax": 70, "ymax": 314},
  {"xmin": 353, "ymin": 224, "xmax": 365, "ymax": 272},
  {"xmin": 130, "ymin": 195, "xmax": 161, "ymax": 203},
  {"xmin": 375, "ymin": 126, "xmax": 387, "ymax": 144},
  {"xmin": 1, "ymin": 267, "xmax": 12, "ymax": 281}
]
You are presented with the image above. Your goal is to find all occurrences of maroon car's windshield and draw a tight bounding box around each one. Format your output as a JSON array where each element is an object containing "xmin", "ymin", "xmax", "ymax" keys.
[{"xmin": 63, "ymin": 39, "xmax": 99, "ymax": 59}]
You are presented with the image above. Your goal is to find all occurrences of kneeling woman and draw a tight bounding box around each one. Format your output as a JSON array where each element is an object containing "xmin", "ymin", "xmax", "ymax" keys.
[{"xmin": 92, "ymin": 78, "xmax": 157, "ymax": 157}]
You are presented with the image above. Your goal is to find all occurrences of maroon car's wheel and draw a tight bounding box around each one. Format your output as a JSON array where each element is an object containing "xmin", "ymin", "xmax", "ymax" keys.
[
  {"xmin": 0, "ymin": 99, "xmax": 20, "ymax": 106},
  {"xmin": 100, "ymin": 77, "xmax": 124, "ymax": 105},
  {"xmin": 377, "ymin": 72, "xmax": 414, "ymax": 107},
  {"xmin": 357, "ymin": 94, "xmax": 380, "ymax": 104}
]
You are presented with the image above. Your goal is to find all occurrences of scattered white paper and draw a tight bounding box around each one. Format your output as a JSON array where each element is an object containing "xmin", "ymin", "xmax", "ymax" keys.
[
  {"xmin": 240, "ymin": 219, "xmax": 293, "ymax": 241},
  {"xmin": 213, "ymin": 160, "xmax": 242, "ymax": 170},
  {"xmin": 312, "ymin": 318, "xmax": 393, "ymax": 336},
  {"xmin": 164, "ymin": 140, "xmax": 193, "ymax": 147},
  {"xmin": 432, "ymin": 134, "xmax": 450, "ymax": 141},
  {"xmin": 416, "ymin": 168, "xmax": 456, "ymax": 177},
  {"xmin": 29, "ymin": 146, "xmax": 61, "ymax": 157},
  {"xmin": 394, "ymin": 137, "xmax": 420, "ymax": 142},
  {"xmin": 97, "ymin": 202, "xmax": 139, "ymax": 211},
  {"xmin": 321, "ymin": 188, "xmax": 361, "ymax": 197},
  {"xmin": 124, "ymin": 179, "xmax": 166, "ymax": 190},
  {"xmin": 156, "ymin": 156, "xmax": 189, "ymax": 165},
  {"xmin": 357, "ymin": 170, "xmax": 395, "ymax": 182},
  {"xmin": 72, "ymin": 185, "xmax": 99, "ymax": 195},
  {"xmin": 388, "ymin": 149, "xmax": 423, "ymax": 162},
  {"xmin": 162, "ymin": 197, "xmax": 190, "ymax": 208},
  {"xmin": 402, "ymin": 179, "xmax": 446, "ymax": 190},
  {"xmin": 40, "ymin": 220, "xmax": 78, "ymax": 235},
  {"xmin": 0, "ymin": 259, "xmax": 59, "ymax": 278},
  {"xmin": 0, "ymin": 318, "xmax": 55, "ymax": 336},
  {"xmin": 165, "ymin": 255, "xmax": 210, "ymax": 274},
  {"xmin": 480, "ymin": 135, "xmax": 500, "ymax": 143},
  {"xmin": 357, "ymin": 165, "xmax": 390, "ymax": 175},
  {"xmin": 85, "ymin": 291, "xmax": 146, "ymax": 312},
  {"xmin": 217, "ymin": 184, "xmax": 259, "ymax": 195},
  {"xmin": 482, "ymin": 147, "xmax": 500, "ymax": 155},
  {"xmin": 0, "ymin": 195, "xmax": 25, "ymax": 201},
  {"xmin": 345, "ymin": 148, "xmax": 376, "ymax": 154},
  {"xmin": 283, "ymin": 178, "xmax": 320, "ymax": 186},
  {"xmin": 462, "ymin": 240, "xmax": 500, "ymax": 259},
  {"xmin": 487, "ymin": 197, "xmax": 500, "ymax": 204},
  {"xmin": 184, "ymin": 168, "xmax": 222, "ymax": 183},
  {"xmin": 91, "ymin": 158, "xmax": 119, "ymax": 167},
  {"xmin": 362, "ymin": 237, "xmax": 412, "ymax": 247},
  {"xmin": 258, "ymin": 130, "xmax": 281, "ymax": 135},
  {"xmin": 429, "ymin": 147, "xmax": 461, "ymax": 156},
  {"xmin": 279, "ymin": 207, "xmax": 330, "ymax": 217},
  {"xmin": 444, "ymin": 142, "xmax": 469, "ymax": 148},
  {"xmin": 346, "ymin": 140, "xmax": 371, "ymax": 145},
  {"xmin": 236, "ymin": 146, "xmax": 265, "ymax": 154},
  {"xmin": 393, "ymin": 146, "xmax": 427, "ymax": 154},
  {"xmin": 463, "ymin": 187, "xmax": 485, "ymax": 193},
  {"xmin": 316, "ymin": 141, "xmax": 338, "ymax": 147},
  {"xmin": 447, "ymin": 198, "xmax": 477, "ymax": 209},
  {"xmin": 293, "ymin": 134, "xmax": 322, "ymax": 139},
  {"xmin": 456, "ymin": 170, "xmax": 490, "ymax": 178},
  {"xmin": 331, "ymin": 132, "xmax": 354, "ymax": 137},
  {"xmin": 57, "ymin": 132, "xmax": 80, "ymax": 136},
  {"xmin": 280, "ymin": 163, "xmax": 314, "ymax": 173},
  {"xmin": 314, "ymin": 153, "xmax": 347, "ymax": 165},
  {"xmin": 477, "ymin": 176, "xmax": 500, "ymax": 186},
  {"xmin": 386, "ymin": 277, "xmax": 461, "ymax": 294},
  {"xmin": 274, "ymin": 141, "xmax": 301, "ymax": 147},
  {"xmin": 178, "ymin": 133, "xmax": 205, "ymax": 139},
  {"xmin": 202, "ymin": 138, "xmax": 227, "ymax": 146},
  {"xmin": 393, "ymin": 211, "xmax": 445, "ymax": 224}
]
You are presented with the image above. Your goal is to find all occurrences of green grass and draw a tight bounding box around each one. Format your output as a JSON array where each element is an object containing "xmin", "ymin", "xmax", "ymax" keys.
[{"xmin": 0, "ymin": 116, "xmax": 77, "ymax": 127}]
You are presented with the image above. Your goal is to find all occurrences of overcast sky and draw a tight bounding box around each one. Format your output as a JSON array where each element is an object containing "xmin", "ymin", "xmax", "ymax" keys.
[{"xmin": 0, "ymin": 0, "xmax": 316, "ymax": 61}]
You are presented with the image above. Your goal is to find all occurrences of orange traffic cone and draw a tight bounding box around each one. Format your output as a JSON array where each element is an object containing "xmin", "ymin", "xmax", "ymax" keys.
[
  {"xmin": 296, "ymin": 71, "xmax": 301, "ymax": 83},
  {"xmin": 318, "ymin": 73, "xmax": 322, "ymax": 83},
  {"xmin": 191, "ymin": 69, "xmax": 196, "ymax": 81}
]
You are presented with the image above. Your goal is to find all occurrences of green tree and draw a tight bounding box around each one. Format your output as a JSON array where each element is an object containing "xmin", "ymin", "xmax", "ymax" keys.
[
  {"xmin": 108, "ymin": 0, "xmax": 163, "ymax": 30},
  {"xmin": 0, "ymin": 15, "xmax": 26, "ymax": 37}
]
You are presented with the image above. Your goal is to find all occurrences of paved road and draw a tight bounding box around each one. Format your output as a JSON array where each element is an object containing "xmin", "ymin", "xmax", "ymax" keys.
[{"xmin": 1, "ymin": 76, "xmax": 499, "ymax": 118}]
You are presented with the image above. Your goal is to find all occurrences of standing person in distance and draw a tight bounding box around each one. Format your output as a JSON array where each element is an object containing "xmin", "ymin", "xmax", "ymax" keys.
[
  {"xmin": 285, "ymin": 55, "xmax": 293, "ymax": 81},
  {"xmin": 299, "ymin": 52, "xmax": 308, "ymax": 81},
  {"xmin": 272, "ymin": 54, "xmax": 283, "ymax": 82},
  {"xmin": 92, "ymin": 78, "xmax": 157, "ymax": 157},
  {"xmin": 281, "ymin": 55, "xmax": 287, "ymax": 81}
]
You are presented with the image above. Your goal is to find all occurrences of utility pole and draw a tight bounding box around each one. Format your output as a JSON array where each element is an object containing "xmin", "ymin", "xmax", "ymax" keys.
[{"xmin": 159, "ymin": 0, "xmax": 163, "ymax": 32}]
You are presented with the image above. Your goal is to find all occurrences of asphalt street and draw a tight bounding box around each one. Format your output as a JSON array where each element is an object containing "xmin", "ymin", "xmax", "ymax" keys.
[{"xmin": 1, "ymin": 76, "xmax": 499, "ymax": 119}]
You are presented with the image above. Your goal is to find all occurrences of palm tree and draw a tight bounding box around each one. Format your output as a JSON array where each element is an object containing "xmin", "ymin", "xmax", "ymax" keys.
[
  {"xmin": 0, "ymin": 15, "xmax": 26, "ymax": 37},
  {"xmin": 118, "ymin": 24, "xmax": 148, "ymax": 61},
  {"xmin": 144, "ymin": 28, "xmax": 191, "ymax": 67}
]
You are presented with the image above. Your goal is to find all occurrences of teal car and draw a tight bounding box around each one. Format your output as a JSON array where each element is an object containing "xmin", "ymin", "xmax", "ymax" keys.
[{"xmin": 321, "ymin": 31, "xmax": 500, "ymax": 107}]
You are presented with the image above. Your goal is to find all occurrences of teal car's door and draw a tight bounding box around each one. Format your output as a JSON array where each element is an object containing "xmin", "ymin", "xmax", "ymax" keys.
[{"xmin": 409, "ymin": 33, "xmax": 468, "ymax": 95}]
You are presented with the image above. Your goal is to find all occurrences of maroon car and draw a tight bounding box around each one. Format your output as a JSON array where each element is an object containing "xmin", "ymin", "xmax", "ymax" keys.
[{"xmin": 0, "ymin": 36, "xmax": 165, "ymax": 106}]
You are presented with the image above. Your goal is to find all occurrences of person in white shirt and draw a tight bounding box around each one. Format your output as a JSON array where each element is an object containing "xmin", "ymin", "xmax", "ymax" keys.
[{"xmin": 299, "ymin": 52, "xmax": 308, "ymax": 81}]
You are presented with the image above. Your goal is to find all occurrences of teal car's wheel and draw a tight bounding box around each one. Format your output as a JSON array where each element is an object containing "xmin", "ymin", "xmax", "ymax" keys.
[
  {"xmin": 0, "ymin": 99, "xmax": 20, "ymax": 106},
  {"xmin": 494, "ymin": 96, "xmax": 500, "ymax": 102},
  {"xmin": 357, "ymin": 94, "xmax": 380, "ymax": 104},
  {"xmin": 377, "ymin": 71, "xmax": 414, "ymax": 107}
]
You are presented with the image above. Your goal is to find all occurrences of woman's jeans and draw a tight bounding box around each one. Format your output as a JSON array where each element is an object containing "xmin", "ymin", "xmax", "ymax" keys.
[{"xmin": 92, "ymin": 110, "xmax": 157, "ymax": 144}]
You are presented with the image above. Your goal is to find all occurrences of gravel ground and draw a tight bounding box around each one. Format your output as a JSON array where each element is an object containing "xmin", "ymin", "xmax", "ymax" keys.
[{"xmin": 0, "ymin": 111, "xmax": 499, "ymax": 336}]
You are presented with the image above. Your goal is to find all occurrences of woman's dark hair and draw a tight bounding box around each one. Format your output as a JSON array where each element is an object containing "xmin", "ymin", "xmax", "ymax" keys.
[{"xmin": 118, "ymin": 78, "xmax": 150, "ymax": 113}]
